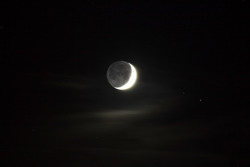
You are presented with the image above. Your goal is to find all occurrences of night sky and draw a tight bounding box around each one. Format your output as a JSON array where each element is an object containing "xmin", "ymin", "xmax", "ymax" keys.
[{"xmin": 3, "ymin": 1, "xmax": 249, "ymax": 166}]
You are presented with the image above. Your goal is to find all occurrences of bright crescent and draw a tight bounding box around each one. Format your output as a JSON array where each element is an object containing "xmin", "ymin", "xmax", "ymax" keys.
[{"xmin": 115, "ymin": 63, "xmax": 137, "ymax": 90}]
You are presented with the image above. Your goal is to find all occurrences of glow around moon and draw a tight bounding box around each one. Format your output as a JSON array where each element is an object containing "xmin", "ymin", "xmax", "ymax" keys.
[{"xmin": 115, "ymin": 63, "xmax": 137, "ymax": 90}]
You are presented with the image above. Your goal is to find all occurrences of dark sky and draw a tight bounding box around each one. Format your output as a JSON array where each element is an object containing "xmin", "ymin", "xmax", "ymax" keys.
[{"xmin": 3, "ymin": 1, "xmax": 249, "ymax": 166}]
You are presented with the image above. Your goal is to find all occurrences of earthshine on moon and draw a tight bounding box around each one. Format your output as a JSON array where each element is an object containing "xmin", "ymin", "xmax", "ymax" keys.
[{"xmin": 107, "ymin": 61, "xmax": 137, "ymax": 90}]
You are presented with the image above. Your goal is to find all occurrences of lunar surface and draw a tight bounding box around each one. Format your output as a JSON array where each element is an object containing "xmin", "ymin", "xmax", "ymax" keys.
[{"xmin": 107, "ymin": 61, "xmax": 137, "ymax": 90}]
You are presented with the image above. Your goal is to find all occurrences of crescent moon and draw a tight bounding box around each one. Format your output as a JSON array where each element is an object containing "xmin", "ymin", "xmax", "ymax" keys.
[{"xmin": 114, "ymin": 63, "xmax": 137, "ymax": 90}]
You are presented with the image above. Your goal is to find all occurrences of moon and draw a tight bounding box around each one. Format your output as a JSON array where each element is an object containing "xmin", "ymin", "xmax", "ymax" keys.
[{"xmin": 107, "ymin": 61, "xmax": 137, "ymax": 90}]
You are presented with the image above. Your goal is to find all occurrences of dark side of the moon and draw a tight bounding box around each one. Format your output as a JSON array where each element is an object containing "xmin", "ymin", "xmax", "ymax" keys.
[{"xmin": 107, "ymin": 61, "xmax": 132, "ymax": 88}]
